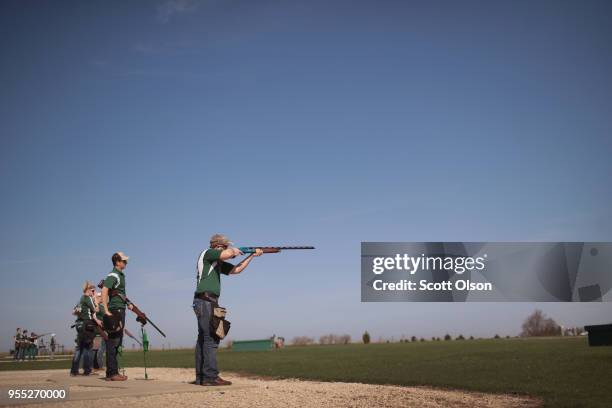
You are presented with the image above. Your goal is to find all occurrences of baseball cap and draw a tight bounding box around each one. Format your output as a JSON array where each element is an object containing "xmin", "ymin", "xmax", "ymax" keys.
[{"xmin": 116, "ymin": 251, "xmax": 129, "ymax": 261}]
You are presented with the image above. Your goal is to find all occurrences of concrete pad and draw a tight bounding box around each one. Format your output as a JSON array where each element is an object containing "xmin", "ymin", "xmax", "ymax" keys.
[{"xmin": 0, "ymin": 368, "xmax": 540, "ymax": 408}]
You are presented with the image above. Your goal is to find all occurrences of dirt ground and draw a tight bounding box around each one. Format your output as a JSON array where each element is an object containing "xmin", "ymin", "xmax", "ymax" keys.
[{"xmin": 0, "ymin": 368, "xmax": 541, "ymax": 408}]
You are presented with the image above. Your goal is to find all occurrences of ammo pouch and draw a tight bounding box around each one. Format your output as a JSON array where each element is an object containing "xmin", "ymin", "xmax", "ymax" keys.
[
  {"xmin": 74, "ymin": 320, "xmax": 85, "ymax": 333},
  {"xmin": 75, "ymin": 320, "xmax": 96, "ymax": 334},
  {"xmin": 214, "ymin": 307, "xmax": 227, "ymax": 319},
  {"xmin": 76, "ymin": 320, "xmax": 96, "ymax": 344},
  {"xmin": 210, "ymin": 306, "xmax": 230, "ymax": 341},
  {"xmin": 103, "ymin": 312, "xmax": 123, "ymax": 334}
]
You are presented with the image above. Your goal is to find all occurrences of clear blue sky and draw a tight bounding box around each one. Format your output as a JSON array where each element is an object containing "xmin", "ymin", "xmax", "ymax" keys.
[{"xmin": 1, "ymin": 0, "xmax": 611, "ymax": 350}]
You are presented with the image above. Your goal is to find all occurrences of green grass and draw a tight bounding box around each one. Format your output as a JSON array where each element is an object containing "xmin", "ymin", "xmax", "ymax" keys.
[{"xmin": 2, "ymin": 338, "xmax": 611, "ymax": 407}]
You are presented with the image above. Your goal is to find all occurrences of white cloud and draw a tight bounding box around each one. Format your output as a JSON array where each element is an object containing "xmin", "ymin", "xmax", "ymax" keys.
[{"xmin": 157, "ymin": 0, "xmax": 202, "ymax": 23}]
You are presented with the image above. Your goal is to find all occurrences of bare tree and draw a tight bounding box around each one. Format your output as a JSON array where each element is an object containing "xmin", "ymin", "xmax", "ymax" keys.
[
  {"xmin": 339, "ymin": 334, "xmax": 351, "ymax": 345},
  {"xmin": 320, "ymin": 334, "xmax": 351, "ymax": 345},
  {"xmin": 521, "ymin": 309, "xmax": 561, "ymax": 337},
  {"xmin": 292, "ymin": 336, "xmax": 315, "ymax": 346}
]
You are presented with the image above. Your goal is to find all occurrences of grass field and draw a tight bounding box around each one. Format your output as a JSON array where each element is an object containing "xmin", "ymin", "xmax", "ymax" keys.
[{"xmin": 2, "ymin": 337, "xmax": 611, "ymax": 407}]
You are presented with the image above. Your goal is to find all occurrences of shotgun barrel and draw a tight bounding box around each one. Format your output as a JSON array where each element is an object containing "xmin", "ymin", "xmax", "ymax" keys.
[{"xmin": 238, "ymin": 246, "xmax": 315, "ymax": 254}]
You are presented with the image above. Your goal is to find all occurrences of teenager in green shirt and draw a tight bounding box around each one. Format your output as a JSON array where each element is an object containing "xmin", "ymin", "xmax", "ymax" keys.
[
  {"xmin": 193, "ymin": 234, "xmax": 262, "ymax": 386},
  {"xmin": 70, "ymin": 282, "xmax": 97, "ymax": 376},
  {"xmin": 101, "ymin": 251, "xmax": 135, "ymax": 381}
]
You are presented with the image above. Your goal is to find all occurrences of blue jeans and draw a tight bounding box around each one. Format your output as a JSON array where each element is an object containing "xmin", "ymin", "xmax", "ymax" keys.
[
  {"xmin": 194, "ymin": 298, "xmax": 219, "ymax": 381},
  {"xmin": 70, "ymin": 340, "xmax": 93, "ymax": 375},
  {"xmin": 96, "ymin": 338, "xmax": 106, "ymax": 369},
  {"xmin": 105, "ymin": 308, "xmax": 125, "ymax": 378},
  {"xmin": 105, "ymin": 336, "xmax": 122, "ymax": 377}
]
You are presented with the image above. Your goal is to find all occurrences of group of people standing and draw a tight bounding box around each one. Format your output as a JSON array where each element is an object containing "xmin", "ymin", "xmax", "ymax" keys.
[
  {"xmin": 70, "ymin": 251, "xmax": 134, "ymax": 381},
  {"xmin": 67, "ymin": 237, "xmax": 262, "ymax": 386},
  {"xmin": 70, "ymin": 282, "xmax": 107, "ymax": 376},
  {"xmin": 13, "ymin": 329, "xmax": 56, "ymax": 360}
]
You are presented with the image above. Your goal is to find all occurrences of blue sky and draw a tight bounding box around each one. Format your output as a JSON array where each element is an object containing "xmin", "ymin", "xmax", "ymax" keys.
[{"xmin": 1, "ymin": 0, "xmax": 611, "ymax": 350}]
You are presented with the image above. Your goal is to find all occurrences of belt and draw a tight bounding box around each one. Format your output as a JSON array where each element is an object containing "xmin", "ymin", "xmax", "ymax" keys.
[{"xmin": 194, "ymin": 291, "xmax": 219, "ymax": 302}]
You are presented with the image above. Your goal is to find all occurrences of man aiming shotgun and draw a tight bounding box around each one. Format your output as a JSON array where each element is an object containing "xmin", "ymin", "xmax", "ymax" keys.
[
  {"xmin": 192, "ymin": 234, "xmax": 262, "ymax": 386},
  {"xmin": 192, "ymin": 234, "xmax": 314, "ymax": 386}
]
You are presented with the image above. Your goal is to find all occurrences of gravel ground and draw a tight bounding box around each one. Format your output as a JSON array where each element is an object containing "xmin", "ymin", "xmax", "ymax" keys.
[{"xmin": 4, "ymin": 368, "xmax": 541, "ymax": 408}]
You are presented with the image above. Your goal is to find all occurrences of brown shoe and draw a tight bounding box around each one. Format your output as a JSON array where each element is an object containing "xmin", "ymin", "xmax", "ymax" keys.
[
  {"xmin": 202, "ymin": 377, "xmax": 232, "ymax": 386},
  {"xmin": 107, "ymin": 374, "xmax": 127, "ymax": 381}
]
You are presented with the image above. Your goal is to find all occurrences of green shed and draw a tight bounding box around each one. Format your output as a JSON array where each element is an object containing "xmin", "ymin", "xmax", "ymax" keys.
[
  {"xmin": 232, "ymin": 339, "xmax": 274, "ymax": 352},
  {"xmin": 584, "ymin": 324, "xmax": 612, "ymax": 346}
]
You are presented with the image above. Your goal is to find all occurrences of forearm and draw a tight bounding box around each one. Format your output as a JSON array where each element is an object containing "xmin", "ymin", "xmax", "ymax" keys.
[
  {"xmin": 232, "ymin": 254, "xmax": 254, "ymax": 274},
  {"xmin": 102, "ymin": 288, "xmax": 110, "ymax": 313},
  {"xmin": 220, "ymin": 248, "xmax": 238, "ymax": 260}
]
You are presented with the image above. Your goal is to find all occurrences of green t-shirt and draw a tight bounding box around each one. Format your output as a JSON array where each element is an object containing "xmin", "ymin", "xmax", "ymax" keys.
[
  {"xmin": 103, "ymin": 267, "xmax": 127, "ymax": 310},
  {"xmin": 96, "ymin": 303, "xmax": 106, "ymax": 320},
  {"xmin": 195, "ymin": 249, "xmax": 234, "ymax": 296},
  {"xmin": 78, "ymin": 295, "xmax": 96, "ymax": 321}
]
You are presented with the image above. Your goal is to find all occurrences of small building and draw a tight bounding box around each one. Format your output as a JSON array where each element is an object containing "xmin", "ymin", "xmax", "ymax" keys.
[
  {"xmin": 584, "ymin": 324, "xmax": 612, "ymax": 346},
  {"xmin": 232, "ymin": 339, "xmax": 274, "ymax": 352}
]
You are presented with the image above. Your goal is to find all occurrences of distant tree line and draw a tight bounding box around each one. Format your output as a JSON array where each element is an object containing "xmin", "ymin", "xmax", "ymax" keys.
[
  {"xmin": 293, "ymin": 309, "xmax": 565, "ymax": 347},
  {"xmin": 319, "ymin": 334, "xmax": 351, "ymax": 345},
  {"xmin": 291, "ymin": 336, "xmax": 315, "ymax": 346},
  {"xmin": 291, "ymin": 334, "xmax": 352, "ymax": 346}
]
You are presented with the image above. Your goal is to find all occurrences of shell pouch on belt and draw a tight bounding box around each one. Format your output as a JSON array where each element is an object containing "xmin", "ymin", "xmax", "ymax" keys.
[
  {"xmin": 103, "ymin": 312, "xmax": 123, "ymax": 334},
  {"xmin": 76, "ymin": 321, "xmax": 96, "ymax": 345},
  {"xmin": 211, "ymin": 306, "xmax": 231, "ymax": 341}
]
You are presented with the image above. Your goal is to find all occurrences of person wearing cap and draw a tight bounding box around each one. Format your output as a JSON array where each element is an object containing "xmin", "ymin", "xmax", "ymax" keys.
[
  {"xmin": 101, "ymin": 251, "xmax": 134, "ymax": 381},
  {"xmin": 192, "ymin": 234, "xmax": 262, "ymax": 386},
  {"xmin": 70, "ymin": 281, "xmax": 98, "ymax": 376}
]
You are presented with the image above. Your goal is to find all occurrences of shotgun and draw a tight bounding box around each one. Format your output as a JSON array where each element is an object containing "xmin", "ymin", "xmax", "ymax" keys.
[
  {"xmin": 238, "ymin": 246, "xmax": 315, "ymax": 254},
  {"xmin": 97, "ymin": 279, "xmax": 167, "ymax": 338}
]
